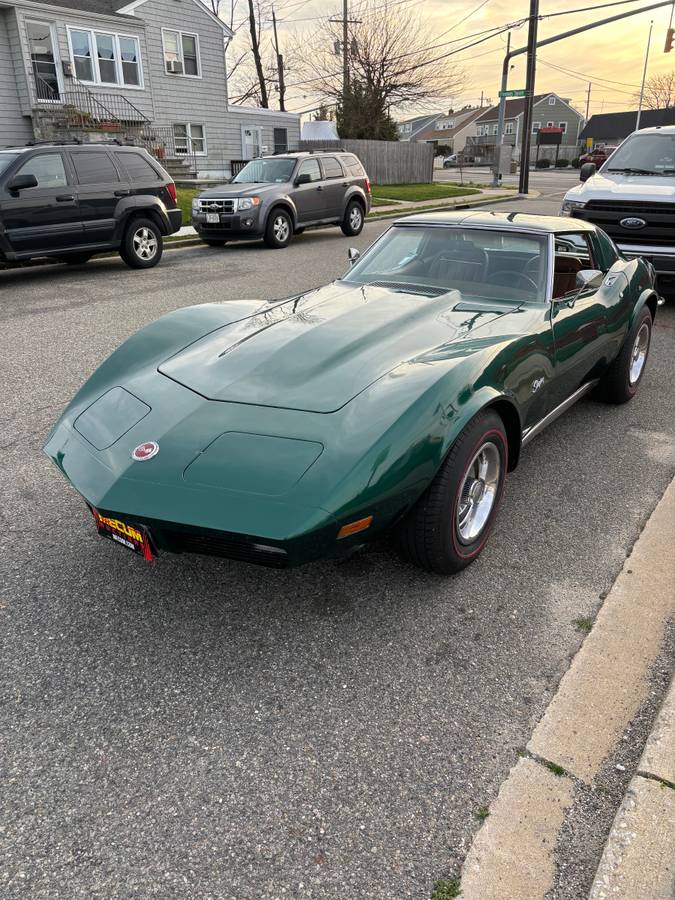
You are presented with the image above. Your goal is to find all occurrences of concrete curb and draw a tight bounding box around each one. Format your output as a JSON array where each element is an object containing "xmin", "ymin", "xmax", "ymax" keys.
[
  {"xmin": 459, "ymin": 476, "xmax": 675, "ymax": 899},
  {"xmin": 589, "ymin": 677, "xmax": 675, "ymax": 899}
]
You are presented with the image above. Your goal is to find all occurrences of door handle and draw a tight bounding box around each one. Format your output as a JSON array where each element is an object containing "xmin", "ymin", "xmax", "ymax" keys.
[
  {"xmin": 55, "ymin": 194, "xmax": 74, "ymax": 202},
  {"xmin": 114, "ymin": 189, "xmax": 130, "ymax": 197}
]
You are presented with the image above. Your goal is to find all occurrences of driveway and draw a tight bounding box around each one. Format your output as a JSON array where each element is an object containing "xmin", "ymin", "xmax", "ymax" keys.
[{"xmin": 2, "ymin": 212, "xmax": 674, "ymax": 899}]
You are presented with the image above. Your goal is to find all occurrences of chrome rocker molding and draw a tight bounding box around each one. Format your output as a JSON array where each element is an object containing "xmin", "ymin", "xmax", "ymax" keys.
[{"xmin": 521, "ymin": 380, "xmax": 599, "ymax": 448}]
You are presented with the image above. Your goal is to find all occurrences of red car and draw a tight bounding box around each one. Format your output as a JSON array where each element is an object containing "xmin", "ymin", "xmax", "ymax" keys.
[{"xmin": 579, "ymin": 147, "xmax": 616, "ymax": 167}]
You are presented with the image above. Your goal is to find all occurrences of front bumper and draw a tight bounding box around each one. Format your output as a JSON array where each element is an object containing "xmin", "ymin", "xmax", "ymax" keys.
[
  {"xmin": 615, "ymin": 243, "xmax": 675, "ymax": 276},
  {"xmin": 192, "ymin": 212, "xmax": 263, "ymax": 239}
]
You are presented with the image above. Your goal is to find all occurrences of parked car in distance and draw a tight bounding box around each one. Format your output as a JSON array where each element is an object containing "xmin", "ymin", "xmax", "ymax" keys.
[
  {"xmin": 443, "ymin": 154, "xmax": 458, "ymax": 168},
  {"xmin": 562, "ymin": 126, "xmax": 675, "ymax": 292},
  {"xmin": 191, "ymin": 151, "xmax": 371, "ymax": 249},
  {"xmin": 0, "ymin": 142, "xmax": 181, "ymax": 270},
  {"xmin": 579, "ymin": 146, "xmax": 616, "ymax": 167},
  {"xmin": 45, "ymin": 211, "xmax": 658, "ymax": 575}
]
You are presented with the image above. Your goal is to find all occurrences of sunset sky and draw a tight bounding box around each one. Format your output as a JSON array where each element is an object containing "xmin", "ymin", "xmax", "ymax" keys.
[{"xmin": 267, "ymin": 0, "xmax": 675, "ymax": 118}]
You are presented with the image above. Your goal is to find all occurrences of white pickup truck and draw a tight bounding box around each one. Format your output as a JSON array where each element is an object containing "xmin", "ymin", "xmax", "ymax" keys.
[{"xmin": 561, "ymin": 125, "xmax": 675, "ymax": 291}]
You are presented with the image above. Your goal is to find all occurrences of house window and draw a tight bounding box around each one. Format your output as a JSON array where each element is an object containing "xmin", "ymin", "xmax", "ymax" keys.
[
  {"xmin": 163, "ymin": 30, "xmax": 200, "ymax": 77},
  {"xmin": 273, "ymin": 127, "xmax": 288, "ymax": 153},
  {"xmin": 27, "ymin": 21, "xmax": 61, "ymax": 101},
  {"xmin": 547, "ymin": 121, "xmax": 554, "ymax": 128},
  {"xmin": 559, "ymin": 121, "xmax": 567, "ymax": 133},
  {"xmin": 173, "ymin": 123, "xmax": 206, "ymax": 155},
  {"xmin": 548, "ymin": 96, "xmax": 556, "ymax": 105},
  {"xmin": 493, "ymin": 124, "xmax": 498, "ymax": 135},
  {"xmin": 532, "ymin": 121, "xmax": 541, "ymax": 134},
  {"xmin": 68, "ymin": 28, "xmax": 141, "ymax": 87},
  {"xmin": 505, "ymin": 121, "xmax": 514, "ymax": 135}
]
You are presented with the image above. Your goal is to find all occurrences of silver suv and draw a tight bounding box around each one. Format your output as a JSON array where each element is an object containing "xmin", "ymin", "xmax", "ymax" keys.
[{"xmin": 192, "ymin": 151, "xmax": 371, "ymax": 249}]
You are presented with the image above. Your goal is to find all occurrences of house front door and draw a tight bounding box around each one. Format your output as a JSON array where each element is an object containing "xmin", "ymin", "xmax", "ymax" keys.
[
  {"xmin": 241, "ymin": 126, "xmax": 263, "ymax": 160},
  {"xmin": 27, "ymin": 20, "xmax": 62, "ymax": 101}
]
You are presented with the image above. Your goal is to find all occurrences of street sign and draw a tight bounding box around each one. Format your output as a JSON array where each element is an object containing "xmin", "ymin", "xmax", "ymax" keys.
[{"xmin": 498, "ymin": 89, "xmax": 527, "ymax": 98}]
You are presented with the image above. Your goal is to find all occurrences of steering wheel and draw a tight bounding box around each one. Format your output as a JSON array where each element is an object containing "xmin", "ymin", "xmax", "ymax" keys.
[
  {"xmin": 524, "ymin": 255, "xmax": 541, "ymax": 278},
  {"xmin": 490, "ymin": 270, "xmax": 538, "ymax": 292}
]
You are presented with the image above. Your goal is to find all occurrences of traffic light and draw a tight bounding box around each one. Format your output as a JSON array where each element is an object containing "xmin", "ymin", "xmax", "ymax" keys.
[{"xmin": 665, "ymin": 27, "xmax": 674, "ymax": 52}]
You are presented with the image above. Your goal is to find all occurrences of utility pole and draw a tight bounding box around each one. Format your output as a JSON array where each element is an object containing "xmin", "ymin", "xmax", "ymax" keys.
[
  {"xmin": 493, "ymin": 30, "xmax": 511, "ymax": 187},
  {"xmin": 271, "ymin": 7, "xmax": 285, "ymax": 112},
  {"xmin": 492, "ymin": 0, "xmax": 673, "ymax": 192},
  {"xmin": 519, "ymin": 0, "xmax": 540, "ymax": 196},
  {"xmin": 636, "ymin": 20, "xmax": 654, "ymax": 129},
  {"xmin": 343, "ymin": 0, "xmax": 349, "ymax": 101},
  {"xmin": 585, "ymin": 82, "xmax": 591, "ymax": 120}
]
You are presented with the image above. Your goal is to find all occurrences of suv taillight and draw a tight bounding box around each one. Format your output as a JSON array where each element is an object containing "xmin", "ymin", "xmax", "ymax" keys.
[
  {"xmin": 166, "ymin": 182, "xmax": 177, "ymax": 204},
  {"xmin": 365, "ymin": 178, "xmax": 371, "ymax": 194}
]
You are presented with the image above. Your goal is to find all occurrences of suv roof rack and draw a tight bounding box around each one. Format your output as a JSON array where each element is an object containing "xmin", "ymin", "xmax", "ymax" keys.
[{"xmin": 24, "ymin": 138, "xmax": 135, "ymax": 148}]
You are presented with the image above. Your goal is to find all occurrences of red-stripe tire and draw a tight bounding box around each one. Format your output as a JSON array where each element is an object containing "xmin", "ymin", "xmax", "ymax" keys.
[{"xmin": 397, "ymin": 410, "xmax": 508, "ymax": 574}]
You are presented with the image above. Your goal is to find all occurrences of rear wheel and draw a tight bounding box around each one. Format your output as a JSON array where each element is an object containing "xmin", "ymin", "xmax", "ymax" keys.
[
  {"xmin": 59, "ymin": 253, "xmax": 92, "ymax": 266},
  {"xmin": 341, "ymin": 200, "xmax": 365, "ymax": 236},
  {"xmin": 120, "ymin": 217, "xmax": 163, "ymax": 269},
  {"xmin": 397, "ymin": 410, "xmax": 508, "ymax": 574},
  {"xmin": 597, "ymin": 306, "xmax": 652, "ymax": 403},
  {"xmin": 264, "ymin": 208, "xmax": 293, "ymax": 249}
]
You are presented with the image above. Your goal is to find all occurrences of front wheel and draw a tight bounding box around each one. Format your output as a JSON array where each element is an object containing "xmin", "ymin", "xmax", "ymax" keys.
[
  {"xmin": 597, "ymin": 306, "xmax": 652, "ymax": 403},
  {"xmin": 341, "ymin": 200, "xmax": 365, "ymax": 237},
  {"xmin": 264, "ymin": 209, "xmax": 293, "ymax": 249},
  {"xmin": 397, "ymin": 410, "xmax": 508, "ymax": 574},
  {"xmin": 120, "ymin": 217, "xmax": 163, "ymax": 269}
]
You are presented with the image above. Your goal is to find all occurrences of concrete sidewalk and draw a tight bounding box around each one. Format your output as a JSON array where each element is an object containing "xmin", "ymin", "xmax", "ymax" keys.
[
  {"xmin": 590, "ymin": 678, "xmax": 674, "ymax": 899},
  {"xmin": 460, "ymin": 476, "xmax": 675, "ymax": 899}
]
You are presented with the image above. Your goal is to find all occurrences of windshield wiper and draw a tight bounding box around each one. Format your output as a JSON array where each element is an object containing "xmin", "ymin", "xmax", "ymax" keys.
[{"xmin": 606, "ymin": 167, "xmax": 659, "ymax": 175}]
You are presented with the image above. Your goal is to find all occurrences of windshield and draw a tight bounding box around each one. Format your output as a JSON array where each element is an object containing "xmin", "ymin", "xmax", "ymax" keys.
[
  {"xmin": 604, "ymin": 133, "xmax": 675, "ymax": 175},
  {"xmin": 0, "ymin": 152, "xmax": 20, "ymax": 177},
  {"xmin": 342, "ymin": 225, "xmax": 548, "ymax": 301},
  {"xmin": 232, "ymin": 158, "xmax": 296, "ymax": 184}
]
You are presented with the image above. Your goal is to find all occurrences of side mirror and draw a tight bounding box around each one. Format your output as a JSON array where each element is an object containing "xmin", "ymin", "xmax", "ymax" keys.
[
  {"xmin": 294, "ymin": 173, "xmax": 311, "ymax": 186},
  {"xmin": 579, "ymin": 162, "xmax": 596, "ymax": 182},
  {"xmin": 348, "ymin": 247, "xmax": 360, "ymax": 265},
  {"xmin": 576, "ymin": 269, "xmax": 604, "ymax": 291},
  {"xmin": 7, "ymin": 173, "xmax": 38, "ymax": 193}
]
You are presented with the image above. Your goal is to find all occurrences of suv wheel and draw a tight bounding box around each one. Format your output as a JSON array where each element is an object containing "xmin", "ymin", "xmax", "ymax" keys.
[
  {"xmin": 264, "ymin": 209, "xmax": 293, "ymax": 249},
  {"xmin": 341, "ymin": 200, "xmax": 364, "ymax": 237},
  {"xmin": 120, "ymin": 217, "xmax": 163, "ymax": 269}
]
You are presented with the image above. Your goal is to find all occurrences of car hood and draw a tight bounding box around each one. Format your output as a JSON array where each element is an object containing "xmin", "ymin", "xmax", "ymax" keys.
[
  {"xmin": 198, "ymin": 182, "xmax": 287, "ymax": 198},
  {"xmin": 568, "ymin": 169, "xmax": 675, "ymax": 202},
  {"xmin": 159, "ymin": 282, "xmax": 519, "ymax": 413}
]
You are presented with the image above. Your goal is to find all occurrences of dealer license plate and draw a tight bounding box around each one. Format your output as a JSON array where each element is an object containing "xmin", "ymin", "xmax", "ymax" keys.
[
  {"xmin": 92, "ymin": 509, "xmax": 154, "ymax": 560},
  {"xmin": 206, "ymin": 213, "xmax": 220, "ymax": 224}
]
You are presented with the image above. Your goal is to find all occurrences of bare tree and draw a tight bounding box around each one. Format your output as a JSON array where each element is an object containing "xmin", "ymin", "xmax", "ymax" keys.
[
  {"xmin": 296, "ymin": 0, "xmax": 466, "ymax": 123},
  {"xmin": 634, "ymin": 71, "xmax": 675, "ymax": 109}
]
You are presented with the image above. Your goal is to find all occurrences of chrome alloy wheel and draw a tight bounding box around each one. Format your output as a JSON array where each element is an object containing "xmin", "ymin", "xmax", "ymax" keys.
[
  {"xmin": 456, "ymin": 441, "xmax": 501, "ymax": 544},
  {"xmin": 133, "ymin": 227, "xmax": 158, "ymax": 261},
  {"xmin": 349, "ymin": 205, "xmax": 363, "ymax": 230},
  {"xmin": 629, "ymin": 322, "xmax": 650, "ymax": 385},
  {"xmin": 273, "ymin": 215, "xmax": 290, "ymax": 243}
]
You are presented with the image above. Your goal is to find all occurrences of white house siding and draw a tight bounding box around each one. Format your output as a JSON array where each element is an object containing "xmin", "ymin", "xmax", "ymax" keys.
[
  {"xmin": 0, "ymin": 8, "xmax": 33, "ymax": 146},
  {"xmin": 226, "ymin": 107, "xmax": 300, "ymax": 163},
  {"xmin": 129, "ymin": 0, "xmax": 230, "ymax": 177},
  {"xmin": 12, "ymin": 5, "xmax": 155, "ymax": 121}
]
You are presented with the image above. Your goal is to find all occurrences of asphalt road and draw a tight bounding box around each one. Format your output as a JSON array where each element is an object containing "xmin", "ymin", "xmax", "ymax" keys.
[{"xmin": 2, "ymin": 201, "xmax": 674, "ymax": 899}]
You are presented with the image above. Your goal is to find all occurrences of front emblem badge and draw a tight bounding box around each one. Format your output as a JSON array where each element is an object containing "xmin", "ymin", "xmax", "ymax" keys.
[
  {"xmin": 619, "ymin": 217, "xmax": 647, "ymax": 230},
  {"xmin": 131, "ymin": 441, "xmax": 159, "ymax": 461}
]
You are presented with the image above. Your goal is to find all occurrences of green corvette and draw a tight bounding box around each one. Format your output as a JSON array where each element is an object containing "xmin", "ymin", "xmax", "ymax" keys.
[{"xmin": 44, "ymin": 211, "xmax": 659, "ymax": 573}]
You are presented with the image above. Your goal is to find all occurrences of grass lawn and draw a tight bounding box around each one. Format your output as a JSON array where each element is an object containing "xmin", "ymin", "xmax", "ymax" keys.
[
  {"xmin": 372, "ymin": 183, "xmax": 482, "ymax": 202},
  {"xmin": 175, "ymin": 186, "xmax": 198, "ymax": 223}
]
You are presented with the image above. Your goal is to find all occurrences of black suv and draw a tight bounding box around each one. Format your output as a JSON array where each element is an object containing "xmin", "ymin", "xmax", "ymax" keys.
[
  {"xmin": 192, "ymin": 151, "xmax": 371, "ymax": 249},
  {"xmin": 0, "ymin": 142, "xmax": 181, "ymax": 270}
]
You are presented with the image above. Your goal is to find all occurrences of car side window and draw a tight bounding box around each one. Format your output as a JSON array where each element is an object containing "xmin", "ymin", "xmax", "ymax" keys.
[
  {"xmin": 71, "ymin": 151, "xmax": 120, "ymax": 185},
  {"xmin": 321, "ymin": 156, "xmax": 344, "ymax": 179},
  {"xmin": 15, "ymin": 153, "xmax": 67, "ymax": 188},
  {"xmin": 119, "ymin": 152, "xmax": 161, "ymax": 181},
  {"xmin": 297, "ymin": 159, "xmax": 322, "ymax": 183},
  {"xmin": 553, "ymin": 232, "xmax": 597, "ymax": 299},
  {"xmin": 591, "ymin": 228, "xmax": 621, "ymax": 271}
]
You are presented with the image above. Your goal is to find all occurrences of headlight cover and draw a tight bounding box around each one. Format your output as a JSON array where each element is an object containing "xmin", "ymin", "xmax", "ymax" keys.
[
  {"xmin": 561, "ymin": 199, "xmax": 586, "ymax": 217},
  {"xmin": 238, "ymin": 196, "xmax": 261, "ymax": 211},
  {"xmin": 191, "ymin": 198, "xmax": 199, "ymax": 212}
]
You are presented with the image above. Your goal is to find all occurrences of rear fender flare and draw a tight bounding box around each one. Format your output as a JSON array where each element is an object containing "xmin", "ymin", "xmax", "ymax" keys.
[
  {"xmin": 115, "ymin": 197, "xmax": 171, "ymax": 238},
  {"xmin": 631, "ymin": 287, "xmax": 658, "ymax": 328}
]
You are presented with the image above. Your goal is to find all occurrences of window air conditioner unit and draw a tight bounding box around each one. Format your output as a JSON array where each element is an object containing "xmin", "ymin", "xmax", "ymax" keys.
[{"xmin": 166, "ymin": 59, "xmax": 183, "ymax": 74}]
